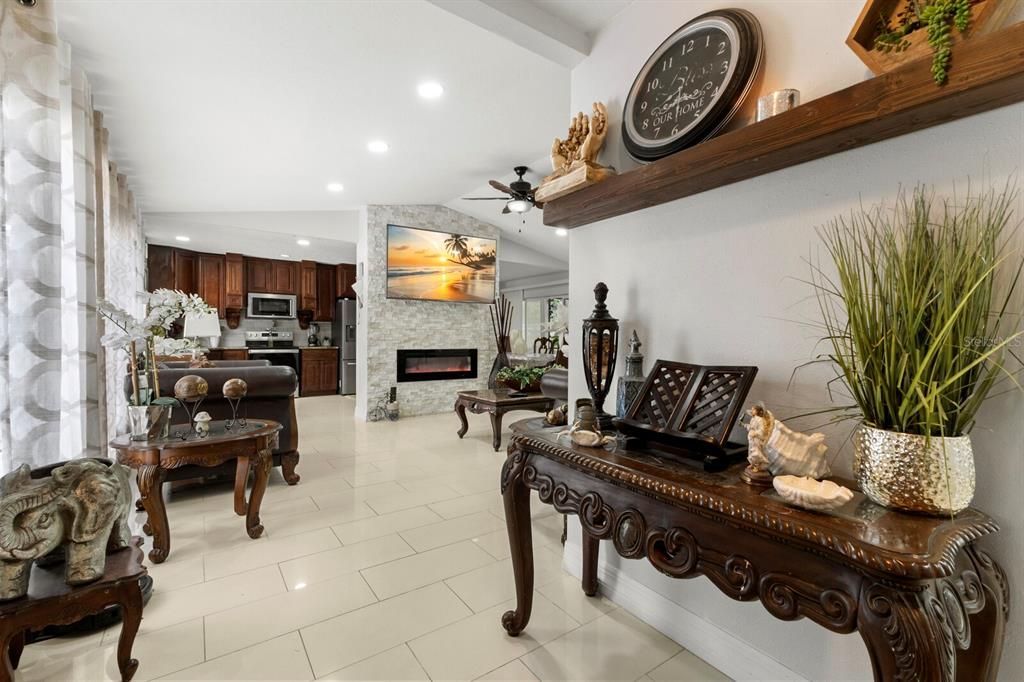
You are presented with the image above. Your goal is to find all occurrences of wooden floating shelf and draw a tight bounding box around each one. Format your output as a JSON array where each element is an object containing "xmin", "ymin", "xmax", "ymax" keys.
[{"xmin": 542, "ymin": 22, "xmax": 1024, "ymax": 229}]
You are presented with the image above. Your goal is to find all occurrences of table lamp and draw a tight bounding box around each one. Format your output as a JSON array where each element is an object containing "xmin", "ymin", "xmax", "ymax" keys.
[{"xmin": 182, "ymin": 312, "xmax": 221, "ymax": 358}]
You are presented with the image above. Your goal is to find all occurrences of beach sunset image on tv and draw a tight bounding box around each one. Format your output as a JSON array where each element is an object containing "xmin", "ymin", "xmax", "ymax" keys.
[{"xmin": 386, "ymin": 224, "xmax": 496, "ymax": 303}]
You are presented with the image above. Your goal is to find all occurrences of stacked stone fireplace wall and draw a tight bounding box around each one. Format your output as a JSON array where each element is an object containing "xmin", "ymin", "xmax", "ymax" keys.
[{"xmin": 361, "ymin": 205, "xmax": 497, "ymax": 418}]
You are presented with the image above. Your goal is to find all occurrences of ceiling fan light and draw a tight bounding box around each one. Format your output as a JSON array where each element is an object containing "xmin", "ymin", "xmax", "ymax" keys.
[{"xmin": 507, "ymin": 199, "xmax": 531, "ymax": 214}]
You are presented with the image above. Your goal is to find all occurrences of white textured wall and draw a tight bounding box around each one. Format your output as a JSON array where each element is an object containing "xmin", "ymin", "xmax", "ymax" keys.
[
  {"xmin": 359, "ymin": 205, "xmax": 499, "ymax": 418},
  {"xmin": 565, "ymin": 2, "xmax": 1024, "ymax": 680}
]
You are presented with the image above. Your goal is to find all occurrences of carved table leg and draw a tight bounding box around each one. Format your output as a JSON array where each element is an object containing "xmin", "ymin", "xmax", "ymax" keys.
[
  {"xmin": 501, "ymin": 450, "xmax": 533, "ymax": 636},
  {"xmin": 233, "ymin": 456, "xmax": 250, "ymax": 516},
  {"xmin": 245, "ymin": 449, "xmax": 272, "ymax": 539},
  {"xmin": 957, "ymin": 546, "xmax": 1009, "ymax": 681},
  {"xmin": 0, "ymin": 631, "xmax": 15, "ymax": 682},
  {"xmin": 857, "ymin": 582, "xmax": 957, "ymax": 682},
  {"xmin": 117, "ymin": 580, "xmax": 143, "ymax": 682},
  {"xmin": 7, "ymin": 632, "xmax": 23, "ymax": 671},
  {"xmin": 281, "ymin": 452, "xmax": 301, "ymax": 485},
  {"xmin": 138, "ymin": 465, "xmax": 169, "ymax": 564},
  {"xmin": 490, "ymin": 411, "xmax": 504, "ymax": 452},
  {"xmin": 455, "ymin": 400, "xmax": 469, "ymax": 439},
  {"xmin": 582, "ymin": 530, "xmax": 600, "ymax": 597}
]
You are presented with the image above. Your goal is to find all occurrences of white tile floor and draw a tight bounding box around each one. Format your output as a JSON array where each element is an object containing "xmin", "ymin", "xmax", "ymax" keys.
[{"xmin": 16, "ymin": 396, "xmax": 730, "ymax": 681}]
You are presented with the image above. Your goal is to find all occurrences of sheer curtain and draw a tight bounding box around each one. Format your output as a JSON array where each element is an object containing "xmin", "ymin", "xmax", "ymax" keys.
[{"xmin": 1, "ymin": 0, "xmax": 143, "ymax": 474}]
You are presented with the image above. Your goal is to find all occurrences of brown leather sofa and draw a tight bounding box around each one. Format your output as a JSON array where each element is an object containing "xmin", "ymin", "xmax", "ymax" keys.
[{"xmin": 123, "ymin": 362, "xmax": 300, "ymax": 486}]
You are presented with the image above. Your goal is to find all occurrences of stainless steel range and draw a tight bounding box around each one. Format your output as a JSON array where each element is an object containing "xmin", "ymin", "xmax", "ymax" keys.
[{"xmin": 245, "ymin": 330, "xmax": 300, "ymax": 376}]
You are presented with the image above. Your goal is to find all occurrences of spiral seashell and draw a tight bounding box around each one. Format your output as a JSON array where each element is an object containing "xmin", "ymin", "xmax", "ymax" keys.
[
  {"xmin": 223, "ymin": 378, "xmax": 248, "ymax": 399},
  {"xmin": 173, "ymin": 375, "xmax": 208, "ymax": 402}
]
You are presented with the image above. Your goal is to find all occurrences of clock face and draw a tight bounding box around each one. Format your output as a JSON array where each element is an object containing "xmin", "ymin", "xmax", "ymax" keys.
[
  {"xmin": 622, "ymin": 10, "xmax": 763, "ymax": 161},
  {"xmin": 631, "ymin": 25, "xmax": 735, "ymax": 143}
]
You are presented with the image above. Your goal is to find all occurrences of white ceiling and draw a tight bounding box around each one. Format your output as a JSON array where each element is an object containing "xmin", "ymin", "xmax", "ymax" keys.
[
  {"xmin": 54, "ymin": 0, "xmax": 628, "ymax": 270},
  {"xmin": 530, "ymin": 0, "xmax": 630, "ymax": 37},
  {"xmin": 144, "ymin": 212, "xmax": 359, "ymax": 263}
]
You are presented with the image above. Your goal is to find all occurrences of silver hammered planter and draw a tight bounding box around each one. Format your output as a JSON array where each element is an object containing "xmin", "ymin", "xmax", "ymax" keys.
[{"xmin": 853, "ymin": 424, "xmax": 975, "ymax": 515}]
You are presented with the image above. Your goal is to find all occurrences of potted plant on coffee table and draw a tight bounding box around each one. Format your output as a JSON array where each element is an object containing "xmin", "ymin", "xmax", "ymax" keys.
[
  {"xmin": 497, "ymin": 365, "xmax": 550, "ymax": 394},
  {"xmin": 809, "ymin": 184, "xmax": 1022, "ymax": 515}
]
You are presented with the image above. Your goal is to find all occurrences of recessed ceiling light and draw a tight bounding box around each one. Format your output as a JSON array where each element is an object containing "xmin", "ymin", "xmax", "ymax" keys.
[
  {"xmin": 417, "ymin": 81, "xmax": 444, "ymax": 99},
  {"xmin": 175, "ymin": 235, "xmax": 190, "ymax": 242},
  {"xmin": 555, "ymin": 228, "xmax": 568, "ymax": 237},
  {"xmin": 296, "ymin": 239, "xmax": 310, "ymax": 246},
  {"xmin": 326, "ymin": 182, "xmax": 344, "ymax": 192},
  {"xmin": 280, "ymin": 254, "xmax": 290, "ymax": 258},
  {"xmin": 367, "ymin": 140, "xmax": 390, "ymax": 154}
]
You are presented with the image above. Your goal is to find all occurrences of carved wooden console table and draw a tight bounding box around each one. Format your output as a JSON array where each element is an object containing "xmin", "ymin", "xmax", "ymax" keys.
[{"xmin": 501, "ymin": 419, "xmax": 1008, "ymax": 682}]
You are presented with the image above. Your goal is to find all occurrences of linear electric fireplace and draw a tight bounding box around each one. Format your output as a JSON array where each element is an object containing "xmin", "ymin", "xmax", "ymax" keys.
[{"xmin": 397, "ymin": 348, "xmax": 478, "ymax": 382}]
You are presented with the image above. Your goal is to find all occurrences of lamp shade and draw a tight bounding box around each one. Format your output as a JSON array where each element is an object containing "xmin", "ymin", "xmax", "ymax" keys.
[{"xmin": 183, "ymin": 312, "xmax": 221, "ymax": 339}]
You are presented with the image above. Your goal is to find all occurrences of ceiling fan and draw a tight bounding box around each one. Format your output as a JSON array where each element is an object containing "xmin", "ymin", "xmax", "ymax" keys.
[{"xmin": 462, "ymin": 166, "xmax": 544, "ymax": 214}]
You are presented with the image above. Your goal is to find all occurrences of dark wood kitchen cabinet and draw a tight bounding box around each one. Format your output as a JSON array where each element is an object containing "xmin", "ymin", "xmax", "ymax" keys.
[
  {"xmin": 273, "ymin": 260, "xmax": 299, "ymax": 295},
  {"xmin": 245, "ymin": 258, "xmax": 273, "ymax": 294},
  {"xmin": 147, "ymin": 245, "xmax": 175, "ymax": 292},
  {"xmin": 335, "ymin": 263, "xmax": 356, "ymax": 299},
  {"xmin": 207, "ymin": 348, "xmax": 249, "ymax": 361},
  {"xmin": 197, "ymin": 253, "xmax": 226, "ymax": 316},
  {"xmin": 224, "ymin": 253, "xmax": 244, "ymax": 309},
  {"xmin": 315, "ymin": 263, "xmax": 336, "ymax": 321},
  {"xmin": 299, "ymin": 260, "xmax": 317, "ymax": 311},
  {"xmin": 172, "ymin": 249, "xmax": 198, "ymax": 294},
  {"xmin": 300, "ymin": 348, "xmax": 338, "ymax": 397}
]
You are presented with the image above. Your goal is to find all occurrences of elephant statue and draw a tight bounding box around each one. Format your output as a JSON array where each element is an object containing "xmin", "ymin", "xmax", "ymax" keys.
[{"xmin": 0, "ymin": 459, "xmax": 132, "ymax": 601}]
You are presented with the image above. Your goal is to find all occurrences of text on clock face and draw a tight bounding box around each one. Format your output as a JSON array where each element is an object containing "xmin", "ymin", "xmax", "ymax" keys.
[{"xmin": 633, "ymin": 27, "xmax": 732, "ymax": 141}]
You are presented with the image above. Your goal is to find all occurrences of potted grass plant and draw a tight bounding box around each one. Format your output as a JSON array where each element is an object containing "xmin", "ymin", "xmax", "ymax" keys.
[{"xmin": 810, "ymin": 184, "xmax": 1022, "ymax": 514}]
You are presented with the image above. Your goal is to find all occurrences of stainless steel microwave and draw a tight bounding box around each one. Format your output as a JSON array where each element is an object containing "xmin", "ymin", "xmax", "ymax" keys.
[{"xmin": 247, "ymin": 293, "xmax": 296, "ymax": 319}]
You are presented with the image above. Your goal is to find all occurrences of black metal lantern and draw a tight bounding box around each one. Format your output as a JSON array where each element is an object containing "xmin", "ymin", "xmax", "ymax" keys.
[{"xmin": 582, "ymin": 282, "xmax": 619, "ymax": 432}]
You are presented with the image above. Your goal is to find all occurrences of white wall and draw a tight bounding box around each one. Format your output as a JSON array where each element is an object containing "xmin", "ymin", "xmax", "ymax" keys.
[{"xmin": 566, "ymin": 3, "xmax": 1024, "ymax": 680}]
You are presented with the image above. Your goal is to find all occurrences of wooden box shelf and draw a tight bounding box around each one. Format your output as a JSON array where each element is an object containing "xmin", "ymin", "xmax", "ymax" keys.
[{"xmin": 542, "ymin": 22, "xmax": 1024, "ymax": 229}]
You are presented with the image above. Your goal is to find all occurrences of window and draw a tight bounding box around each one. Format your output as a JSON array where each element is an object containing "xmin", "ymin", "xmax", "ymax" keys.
[{"xmin": 524, "ymin": 296, "xmax": 568, "ymax": 350}]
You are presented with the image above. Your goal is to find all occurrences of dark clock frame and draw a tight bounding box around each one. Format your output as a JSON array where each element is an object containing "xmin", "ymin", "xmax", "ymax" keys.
[{"xmin": 622, "ymin": 9, "xmax": 763, "ymax": 162}]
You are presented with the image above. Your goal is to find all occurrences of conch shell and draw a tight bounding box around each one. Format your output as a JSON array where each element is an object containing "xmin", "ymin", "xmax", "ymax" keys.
[
  {"xmin": 773, "ymin": 475, "xmax": 853, "ymax": 512},
  {"xmin": 745, "ymin": 405, "xmax": 830, "ymax": 479}
]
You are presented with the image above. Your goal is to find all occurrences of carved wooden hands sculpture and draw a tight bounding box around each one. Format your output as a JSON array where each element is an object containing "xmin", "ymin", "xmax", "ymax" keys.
[{"xmin": 547, "ymin": 102, "xmax": 610, "ymax": 182}]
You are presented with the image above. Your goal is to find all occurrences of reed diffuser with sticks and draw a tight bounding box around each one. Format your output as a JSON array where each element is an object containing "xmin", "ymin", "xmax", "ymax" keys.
[{"xmin": 488, "ymin": 295, "xmax": 513, "ymax": 389}]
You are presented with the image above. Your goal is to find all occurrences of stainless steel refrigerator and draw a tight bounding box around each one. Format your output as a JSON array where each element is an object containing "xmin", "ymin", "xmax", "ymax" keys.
[{"xmin": 333, "ymin": 299, "xmax": 357, "ymax": 395}]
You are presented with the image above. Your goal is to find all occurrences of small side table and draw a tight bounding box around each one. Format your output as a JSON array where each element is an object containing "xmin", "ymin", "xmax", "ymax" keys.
[
  {"xmin": 111, "ymin": 420, "xmax": 281, "ymax": 564},
  {"xmin": 455, "ymin": 389, "xmax": 555, "ymax": 452},
  {"xmin": 0, "ymin": 538, "xmax": 147, "ymax": 682}
]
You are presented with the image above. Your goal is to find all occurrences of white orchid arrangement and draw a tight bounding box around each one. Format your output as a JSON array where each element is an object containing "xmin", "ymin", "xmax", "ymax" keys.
[{"xmin": 99, "ymin": 289, "xmax": 216, "ymax": 406}]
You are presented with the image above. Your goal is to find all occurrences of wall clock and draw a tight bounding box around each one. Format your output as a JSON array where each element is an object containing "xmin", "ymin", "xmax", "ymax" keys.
[{"xmin": 622, "ymin": 9, "xmax": 764, "ymax": 162}]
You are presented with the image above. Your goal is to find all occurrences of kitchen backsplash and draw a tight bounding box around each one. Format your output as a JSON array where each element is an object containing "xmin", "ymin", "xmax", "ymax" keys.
[{"xmin": 217, "ymin": 316, "xmax": 334, "ymax": 348}]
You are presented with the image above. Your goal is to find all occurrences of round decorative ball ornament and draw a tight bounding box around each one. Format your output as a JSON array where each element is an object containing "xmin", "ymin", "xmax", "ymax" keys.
[
  {"xmin": 222, "ymin": 378, "xmax": 248, "ymax": 399},
  {"xmin": 621, "ymin": 8, "xmax": 764, "ymax": 162},
  {"xmin": 173, "ymin": 375, "xmax": 208, "ymax": 403}
]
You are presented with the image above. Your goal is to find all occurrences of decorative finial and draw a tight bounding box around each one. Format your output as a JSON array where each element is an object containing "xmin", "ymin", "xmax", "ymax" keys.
[
  {"xmin": 590, "ymin": 282, "xmax": 610, "ymax": 318},
  {"xmin": 628, "ymin": 330, "xmax": 642, "ymax": 355}
]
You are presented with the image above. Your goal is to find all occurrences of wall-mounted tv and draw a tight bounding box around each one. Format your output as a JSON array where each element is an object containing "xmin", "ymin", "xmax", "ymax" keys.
[{"xmin": 386, "ymin": 224, "xmax": 496, "ymax": 303}]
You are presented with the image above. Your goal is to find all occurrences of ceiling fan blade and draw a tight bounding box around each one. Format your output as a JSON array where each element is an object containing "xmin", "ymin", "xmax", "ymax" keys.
[
  {"xmin": 489, "ymin": 180, "xmax": 513, "ymax": 194},
  {"xmin": 462, "ymin": 197, "xmax": 510, "ymax": 200}
]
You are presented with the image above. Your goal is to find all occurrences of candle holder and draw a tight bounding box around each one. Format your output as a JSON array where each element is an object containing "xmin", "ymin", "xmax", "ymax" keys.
[{"xmin": 582, "ymin": 282, "xmax": 619, "ymax": 432}]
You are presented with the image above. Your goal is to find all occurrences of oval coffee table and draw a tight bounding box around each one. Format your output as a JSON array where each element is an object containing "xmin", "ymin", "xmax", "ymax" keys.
[{"xmin": 110, "ymin": 420, "xmax": 281, "ymax": 564}]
